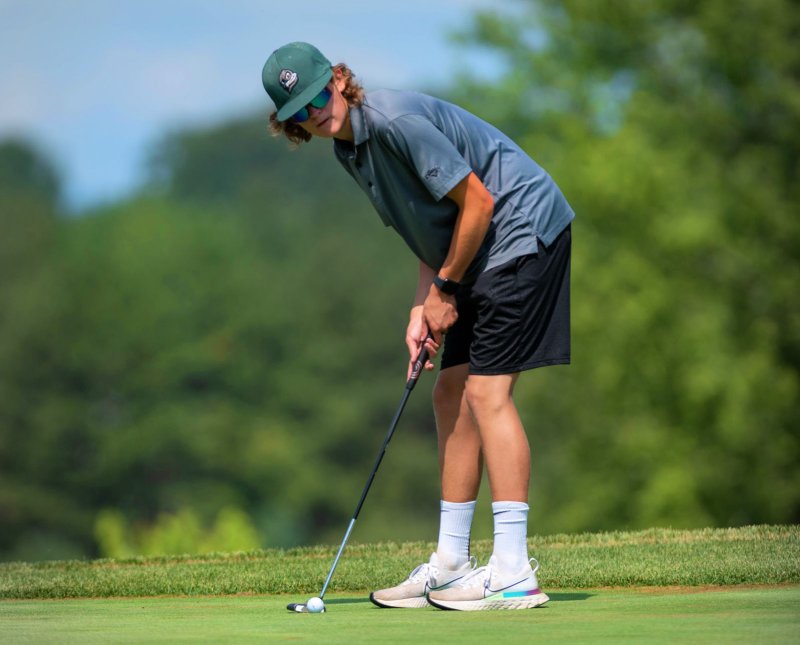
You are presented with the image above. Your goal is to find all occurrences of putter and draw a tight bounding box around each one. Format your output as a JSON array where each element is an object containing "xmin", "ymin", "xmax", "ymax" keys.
[{"xmin": 287, "ymin": 337, "xmax": 433, "ymax": 613}]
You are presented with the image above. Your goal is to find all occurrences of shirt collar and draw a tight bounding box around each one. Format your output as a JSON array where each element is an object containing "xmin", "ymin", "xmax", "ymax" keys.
[
  {"xmin": 345, "ymin": 104, "xmax": 370, "ymax": 147},
  {"xmin": 333, "ymin": 103, "xmax": 370, "ymax": 158}
]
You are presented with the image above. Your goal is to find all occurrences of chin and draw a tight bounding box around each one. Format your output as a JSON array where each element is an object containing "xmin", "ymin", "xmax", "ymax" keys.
[{"xmin": 317, "ymin": 122, "xmax": 338, "ymax": 138}]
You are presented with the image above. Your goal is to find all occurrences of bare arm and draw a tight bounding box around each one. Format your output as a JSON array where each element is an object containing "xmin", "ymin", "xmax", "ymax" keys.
[
  {"xmin": 437, "ymin": 172, "xmax": 495, "ymax": 283},
  {"xmin": 423, "ymin": 172, "xmax": 495, "ymax": 343},
  {"xmin": 407, "ymin": 262, "xmax": 438, "ymax": 375}
]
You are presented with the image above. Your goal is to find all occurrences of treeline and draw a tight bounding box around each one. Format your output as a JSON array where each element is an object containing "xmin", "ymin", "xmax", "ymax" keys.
[{"xmin": 1, "ymin": 0, "xmax": 797, "ymax": 561}]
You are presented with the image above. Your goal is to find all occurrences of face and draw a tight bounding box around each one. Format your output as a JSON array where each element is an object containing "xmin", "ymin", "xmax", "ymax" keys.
[{"xmin": 295, "ymin": 73, "xmax": 352, "ymax": 141}]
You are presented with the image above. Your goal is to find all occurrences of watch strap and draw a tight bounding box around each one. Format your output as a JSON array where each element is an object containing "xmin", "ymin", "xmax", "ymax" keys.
[{"xmin": 433, "ymin": 274, "xmax": 460, "ymax": 295}]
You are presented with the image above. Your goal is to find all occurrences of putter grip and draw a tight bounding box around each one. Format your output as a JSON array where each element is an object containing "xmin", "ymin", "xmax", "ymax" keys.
[{"xmin": 407, "ymin": 335, "xmax": 433, "ymax": 390}]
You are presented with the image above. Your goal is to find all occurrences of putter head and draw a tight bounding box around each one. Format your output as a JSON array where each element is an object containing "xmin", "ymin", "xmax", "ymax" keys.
[{"xmin": 286, "ymin": 602, "xmax": 308, "ymax": 612}]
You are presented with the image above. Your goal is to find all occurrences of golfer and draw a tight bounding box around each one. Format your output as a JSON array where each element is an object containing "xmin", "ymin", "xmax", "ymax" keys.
[{"xmin": 263, "ymin": 42, "xmax": 574, "ymax": 611}]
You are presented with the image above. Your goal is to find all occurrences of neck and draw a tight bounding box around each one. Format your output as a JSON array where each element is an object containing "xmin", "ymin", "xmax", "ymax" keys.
[{"xmin": 334, "ymin": 109, "xmax": 355, "ymax": 143}]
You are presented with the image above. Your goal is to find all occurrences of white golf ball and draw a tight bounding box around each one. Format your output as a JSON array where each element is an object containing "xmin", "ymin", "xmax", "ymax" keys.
[{"xmin": 306, "ymin": 597, "xmax": 325, "ymax": 613}]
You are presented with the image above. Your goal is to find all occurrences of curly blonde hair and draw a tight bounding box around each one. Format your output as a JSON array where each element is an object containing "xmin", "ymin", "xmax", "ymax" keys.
[{"xmin": 268, "ymin": 63, "xmax": 364, "ymax": 145}]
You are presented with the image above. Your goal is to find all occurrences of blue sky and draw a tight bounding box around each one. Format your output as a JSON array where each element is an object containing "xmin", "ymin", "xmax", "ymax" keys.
[{"xmin": 0, "ymin": 0, "xmax": 499, "ymax": 209}]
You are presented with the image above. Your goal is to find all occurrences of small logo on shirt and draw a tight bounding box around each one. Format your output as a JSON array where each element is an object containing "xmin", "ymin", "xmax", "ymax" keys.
[
  {"xmin": 279, "ymin": 69, "xmax": 298, "ymax": 93},
  {"xmin": 425, "ymin": 167, "xmax": 441, "ymax": 179}
]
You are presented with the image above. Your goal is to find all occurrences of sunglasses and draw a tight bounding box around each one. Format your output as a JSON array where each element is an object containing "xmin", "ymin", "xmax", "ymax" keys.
[{"xmin": 290, "ymin": 87, "xmax": 333, "ymax": 123}]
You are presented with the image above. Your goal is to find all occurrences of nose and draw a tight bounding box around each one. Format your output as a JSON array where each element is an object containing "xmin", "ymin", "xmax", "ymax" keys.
[{"xmin": 306, "ymin": 105, "xmax": 327, "ymax": 126}]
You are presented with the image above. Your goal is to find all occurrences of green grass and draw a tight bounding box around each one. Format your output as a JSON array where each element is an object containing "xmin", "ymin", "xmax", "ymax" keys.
[
  {"xmin": 1, "ymin": 526, "xmax": 798, "ymax": 644},
  {"xmin": 1, "ymin": 525, "xmax": 797, "ymax": 599},
  {"xmin": 1, "ymin": 588, "xmax": 798, "ymax": 644}
]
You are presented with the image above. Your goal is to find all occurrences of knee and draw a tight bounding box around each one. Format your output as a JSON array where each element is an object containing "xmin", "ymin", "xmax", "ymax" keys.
[
  {"xmin": 464, "ymin": 378, "xmax": 510, "ymax": 418},
  {"xmin": 433, "ymin": 370, "xmax": 466, "ymax": 414}
]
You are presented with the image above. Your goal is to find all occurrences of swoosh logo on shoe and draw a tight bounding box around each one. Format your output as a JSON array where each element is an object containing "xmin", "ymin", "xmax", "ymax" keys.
[
  {"xmin": 485, "ymin": 578, "xmax": 533, "ymax": 595},
  {"xmin": 426, "ymin": 573, "xmax": 469, "ymax": 594}
]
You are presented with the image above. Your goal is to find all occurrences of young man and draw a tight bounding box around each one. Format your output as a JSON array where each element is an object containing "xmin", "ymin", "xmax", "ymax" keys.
[{"xmin": 263, "ymin": 42, "xmax": 574, "ymax": 611}]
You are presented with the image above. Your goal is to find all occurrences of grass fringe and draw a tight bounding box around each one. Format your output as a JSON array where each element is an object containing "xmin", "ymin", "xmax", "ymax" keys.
[{"xmin": 1, "ymin": 525, "xmax": 797, "ymax": 599}]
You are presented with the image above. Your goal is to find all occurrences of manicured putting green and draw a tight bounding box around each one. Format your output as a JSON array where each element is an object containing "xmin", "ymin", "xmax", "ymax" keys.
[{"xmin": 1, "ymin": 586, "xmax": 797, "ymax": 644}]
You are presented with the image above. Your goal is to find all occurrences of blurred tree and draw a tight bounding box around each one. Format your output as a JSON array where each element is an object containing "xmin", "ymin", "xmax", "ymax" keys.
[
  {"xmin": 2, "ymin": 1, "xmax": 798, "ymax": 561},
  {"xmin": 0, "ymin": 139, "xmax": 60, "ymax": 207},
  {"xmin": 0, "ymin": 140, "xmax": 82, "ymax": 559},
  {"xmin": 95, "ymin": 505, "xmax": 260, "ymax": 557},
  {"xmin": 0, "ymin": 129, "xmax": 439, "ymax": 559},
  {"xmin": 451, "ymin": 0, "xmax": 799, "ymax": 533}
]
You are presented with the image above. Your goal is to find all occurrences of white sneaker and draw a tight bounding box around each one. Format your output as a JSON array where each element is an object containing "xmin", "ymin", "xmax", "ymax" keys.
[
  {"xmin": 427, "ymin": 555, "xmax": 549, "ymax": 611},
  {"xmin": 370, "ymin": 553, "xmax": 476, "ymax": 608}
]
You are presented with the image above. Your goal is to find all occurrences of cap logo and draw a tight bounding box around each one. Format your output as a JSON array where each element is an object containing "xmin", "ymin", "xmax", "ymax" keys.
[{"xmin": 279, "ymin": 69, "xmax": 298, "ymax": 93}]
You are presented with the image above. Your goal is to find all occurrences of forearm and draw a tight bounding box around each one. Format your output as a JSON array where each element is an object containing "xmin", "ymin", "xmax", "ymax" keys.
[
  {"xmin": 419, "ymin": 174, "xmax": 493, "ymax": 340},
  {"xmin": 407, "ymin": 262, "xmax": 439, "ymax": 373},
  {"xmin": 438, "ymin": 173, "xmax": 495, "ymax": 282},
  {"xmin": 414, "ymin": 262, "xmax": 437, "ymax": 307}
]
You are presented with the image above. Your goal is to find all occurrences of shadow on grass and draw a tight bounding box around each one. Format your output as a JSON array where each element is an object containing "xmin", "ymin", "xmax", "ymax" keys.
[
  {"xmin": 324, "ymin": 594, "xmax": 592, "ymax": 605},
  {"xmin": 324, "ymin": 597, "xmax": 371, "ymax": 605},
  {"xmin": 548, "ymin": 592, "xmax": 593, "ymax": 602}
]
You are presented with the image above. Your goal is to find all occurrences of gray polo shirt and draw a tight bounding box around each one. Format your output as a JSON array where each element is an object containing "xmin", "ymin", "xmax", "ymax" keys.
[{"xmin": 333, "ymin": 89, "xmax": 574, "ymax": 283}]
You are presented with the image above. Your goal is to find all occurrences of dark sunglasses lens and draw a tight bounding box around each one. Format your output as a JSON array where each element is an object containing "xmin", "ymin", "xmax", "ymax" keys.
[
  {"xmin": 309, "ymin": 87, "xmax": 332, "ymax": 109},
  {"xmin": 290, "ymin": 88, "xmax": 331, "ymax": 123},
  {"xmin": 291, "ymin": 107, "xmax": 310, "ymax": 123}
]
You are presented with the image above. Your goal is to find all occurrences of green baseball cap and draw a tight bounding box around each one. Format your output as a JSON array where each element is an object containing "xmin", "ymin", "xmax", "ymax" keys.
[{"xmin": 262, "ymin": 42, "xmax": 332, "ymax": 122}]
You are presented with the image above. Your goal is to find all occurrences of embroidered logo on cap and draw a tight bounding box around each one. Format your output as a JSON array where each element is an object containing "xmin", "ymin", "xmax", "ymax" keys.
[{"xmin": 279, "ymin": 69, "xmax": 298, "ymax": 93}]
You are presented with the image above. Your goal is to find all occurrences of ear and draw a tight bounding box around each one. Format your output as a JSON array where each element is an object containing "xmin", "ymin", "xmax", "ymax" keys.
[{"xmin": 332, "ymin": 67, "xmax": 347, "ymax": 93}]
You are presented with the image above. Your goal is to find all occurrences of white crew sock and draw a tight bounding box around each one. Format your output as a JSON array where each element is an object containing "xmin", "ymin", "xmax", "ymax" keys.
[
  {"xmin": 436, "ymin": 500, "xmax": 476, "ymax": 570},
  {"xmin": 491, "ymin": 501, "xmax": 530, "ymax": 573}
]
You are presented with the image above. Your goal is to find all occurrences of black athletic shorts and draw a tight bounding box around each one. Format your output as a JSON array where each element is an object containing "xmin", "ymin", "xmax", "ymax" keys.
[{"xmin": 441, "ymin": 225, "xmax": 571, "ymax": 375}]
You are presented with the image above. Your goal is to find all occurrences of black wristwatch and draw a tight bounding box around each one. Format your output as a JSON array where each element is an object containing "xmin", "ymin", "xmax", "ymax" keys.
[{"xmin": 433, "ymin": 274, "xmax": 461, "ymax": 295}]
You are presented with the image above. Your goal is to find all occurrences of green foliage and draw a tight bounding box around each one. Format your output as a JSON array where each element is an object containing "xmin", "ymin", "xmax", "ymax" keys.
[
  {"xmin": 94, "ymin": 510, "xmax": 134, "ymax": 559},
  {"xmin": 94, "ymin": 506, "xmax": 261, "ymax": 558},
  {"xmin": 0, "ymin": 139, "xmax": 60, "ymax": 206},
  {"xmin": 449, "ymin": 0, "xmax": 800, "ymax": 534},
  {"xmin": 0, "ymin": 135, "xmax": 433, "ymax": 560},
  {"xmin": 1, "ymin": 1, "xmax": 798, "ymax": 561}
]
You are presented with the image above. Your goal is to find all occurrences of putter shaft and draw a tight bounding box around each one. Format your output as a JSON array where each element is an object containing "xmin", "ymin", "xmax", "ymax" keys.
[{"xmin": 317, "ymin": 341, "xmax": 430, "ymax": 599}]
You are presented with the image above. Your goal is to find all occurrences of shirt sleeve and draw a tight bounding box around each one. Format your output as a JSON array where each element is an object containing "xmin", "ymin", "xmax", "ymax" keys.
[{"xmin": 380, "ymin": 114, "xmax": 472, "ymax": 202}]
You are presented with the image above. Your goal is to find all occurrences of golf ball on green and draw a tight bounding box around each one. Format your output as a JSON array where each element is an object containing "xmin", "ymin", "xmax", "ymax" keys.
[{"xmin": 307, "ymin": 597, "xmax": 325, "ymax": 613}]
